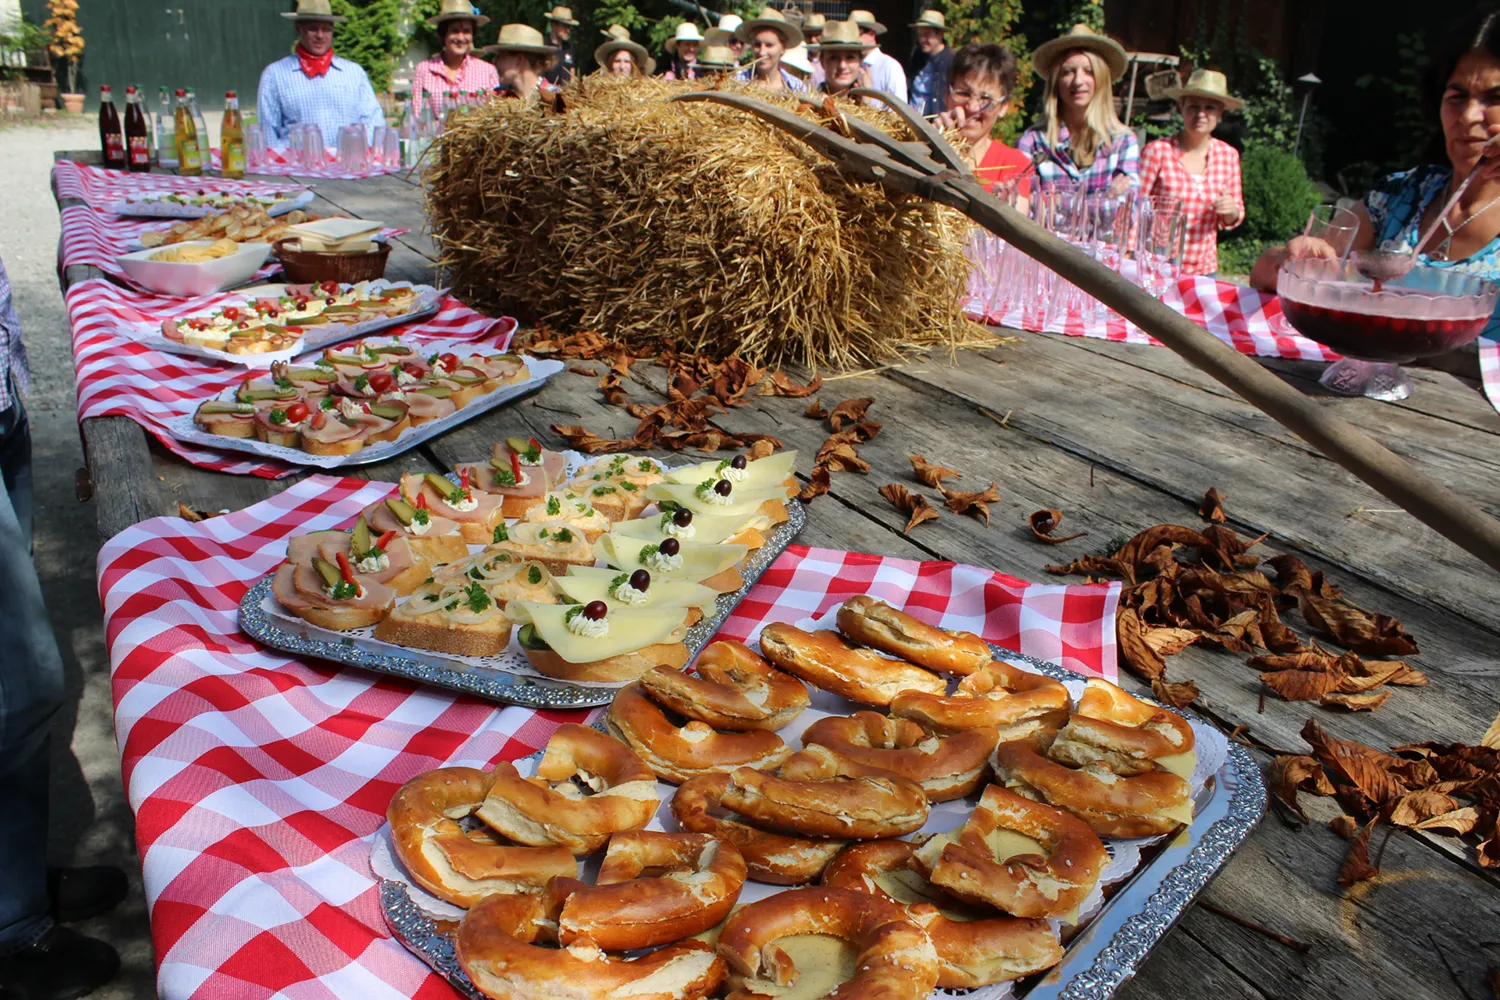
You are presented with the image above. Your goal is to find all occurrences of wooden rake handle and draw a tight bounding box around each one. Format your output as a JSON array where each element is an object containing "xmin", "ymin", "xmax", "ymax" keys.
[{"xmin": 672, "ymin": 90, "xmax": 1500, "ymax": 572}]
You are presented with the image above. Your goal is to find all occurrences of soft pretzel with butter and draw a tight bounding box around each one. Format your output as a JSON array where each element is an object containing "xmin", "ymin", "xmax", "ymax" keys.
[
  {"xmin": 671, "ymin": 773, "xmax": 845, "ymax": 885},
  {"xmin": 717, "ymin": 888, "xmax": 938, "ymax": 1000},
  {"xmin": 821, "ymin": 840, "xmax": 1065, "ymax": 988},
  {"xmin": 891, "ymin": 660, "xmax": 1070, "ymax": 738},
  {"xmin": 836, "ymin": 595, "xmax": 992, "ymax": 676},
  {"xmin": 992, "ymin": 736, "xmax": 1194, "ymax": 839},
  {"xmin": 557, "ymin": 832, "xmax": 746, "ymax": 950},
  {"xmin": 606, "ymin": 683, "xmax": 791, "ymax": 785},
  {"xmin": 800, "ymin": 712, "xmax": 998, "ymax": 802},
  {"xmin": 758, "ymin": 623, "xmax": 945, "ymax": 706},
  {"xmin": 477, "ymin": 724, "xmax": 658, "ymax": 854},
  {"xmin": 457, "ymin": 883, "xmax": 726, "ymax": 1000},
  {"xmin": 914, "ymin": 784, "xmax": 1108, "ymax": 920},
  {"xmin": 639, "ymin": 641, "xmax": 809, "ymax": 732},
  {"xmin": 1049, "ymin": 678, "xmax": 1197, "ymax": 776},
  {"xmin": 722, "ymin": 744, "xmax": 930, "ymax": 840}
]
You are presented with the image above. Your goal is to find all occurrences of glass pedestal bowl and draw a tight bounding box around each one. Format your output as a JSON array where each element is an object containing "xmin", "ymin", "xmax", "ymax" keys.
[{"xmin": 1277, "ymin": 258, "xmax": 1498, "ymax": 401}]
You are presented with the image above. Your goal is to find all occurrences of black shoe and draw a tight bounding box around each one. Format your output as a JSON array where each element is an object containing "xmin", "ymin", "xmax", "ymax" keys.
[
  {"xmin": 0, "ymin": 925, "xmax": 119, "ymax": 1000},
  {"xmin": 46, "ymin": 868, "xmax": 128, "ymax": 924}
]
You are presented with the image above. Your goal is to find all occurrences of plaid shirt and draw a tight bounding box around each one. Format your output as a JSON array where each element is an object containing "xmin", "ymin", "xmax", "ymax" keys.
[
  {"xmin": 1139, "ymin": 136, "xmax": 1243, "ymax": 275},
  {"xmin": 411, "ymin": 54, "xmax": 499, "ymax": 116},
  {"xmin": 1017, "ymin": 124, "xmax": 1140, "ymax": 195},
  {"xmin": 256, "ymin": 54, "xmax": 386, "ymax": 146},
  {"xmin": 0, "ymin": 254, "xmax": 29, "ymax": 412},
  {"xmin": 735, "ymin": 65, "xmax": 807, "ymax": 91}
]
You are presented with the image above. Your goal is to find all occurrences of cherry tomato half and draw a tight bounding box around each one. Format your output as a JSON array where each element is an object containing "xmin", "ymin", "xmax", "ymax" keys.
[
  {"xmin": 285, "ymin": 402, "xmax": 310, "ymax": 423},
  {"xmin": 367, "ymin": 372, "xmax": 394, "ymax": 393},
  {"xmin": 439, "ymin": 352, "xmax": 460, "ymax": 371}
]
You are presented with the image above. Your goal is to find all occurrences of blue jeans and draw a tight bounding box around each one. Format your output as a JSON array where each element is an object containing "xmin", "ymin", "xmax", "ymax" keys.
[{"xmin": 0, "ymin": 394, "xmax": 64, "ymax": 954}]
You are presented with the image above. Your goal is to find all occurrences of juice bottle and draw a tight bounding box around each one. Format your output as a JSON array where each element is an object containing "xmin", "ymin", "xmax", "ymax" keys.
[
  {"xmin": 221, "ymin": 91, "xmax": 245, "ymax": 178},
  {"xmin": 156, "ymin": 86, "xmax": 177, "ymax": 167},
  {"xmin": 174, "ymin": 89, "xmax": 203, "ymax": 176},
  {"xmin": 187, "ymin": 88, "xmax": 210, "ymax": 153},
  {"xmin": 124, "ymin": 86, "xmax": 151, "ymax": 171},
  {"xmin": 99, "ymin": 85, "xmax": 126, "ymax": 169}
]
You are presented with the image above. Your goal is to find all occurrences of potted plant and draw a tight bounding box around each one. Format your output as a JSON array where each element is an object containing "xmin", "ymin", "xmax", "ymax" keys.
[{"xmin": 45, "ymin": 0, "xmax": 82, "ymax": 112}]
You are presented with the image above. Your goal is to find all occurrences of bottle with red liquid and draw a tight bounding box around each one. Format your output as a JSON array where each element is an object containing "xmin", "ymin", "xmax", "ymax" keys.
[
  {"xmin": 99, "ymin": 85, "xmax": 126, "ymax": 170},
  {"xmin": 124, "ymin": 86, "xmax": 151, "ymax": 172}
]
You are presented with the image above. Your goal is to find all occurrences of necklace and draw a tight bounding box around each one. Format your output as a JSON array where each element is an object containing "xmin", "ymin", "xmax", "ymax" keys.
[{"xmin": 1428, "ymin": 179, "xmax": 1500, "ymax": 260}]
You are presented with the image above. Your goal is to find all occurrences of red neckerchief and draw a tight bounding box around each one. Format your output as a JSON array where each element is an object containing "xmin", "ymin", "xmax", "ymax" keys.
[{"xmin": 296, "ymin": 44, "xmax": 335, "ymax": 79}]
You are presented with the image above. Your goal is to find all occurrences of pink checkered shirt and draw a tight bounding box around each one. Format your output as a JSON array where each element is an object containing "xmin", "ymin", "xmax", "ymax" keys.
[
  {"xmin": 411, "ymin": 53, "xmax": 500, "ymax": 116},
  {"xmin": 1139, "ymin": 136, "xmax": 1244, "ymax": 276}
]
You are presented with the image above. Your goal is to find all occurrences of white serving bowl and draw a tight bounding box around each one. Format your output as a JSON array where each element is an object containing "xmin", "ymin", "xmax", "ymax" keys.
[{"xmin": 116, "ymin": 241, "xmax": 273, "ymax": 297}]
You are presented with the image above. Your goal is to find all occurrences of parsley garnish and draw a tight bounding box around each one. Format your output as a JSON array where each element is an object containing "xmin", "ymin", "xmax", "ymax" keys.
[
  {"xmin": 465, "ymin": 582, "xmax": 490, "ymax": 613},
  {"xmin": 424, "ymin": 593, "xmax": 440, "ymax": 602},
  {"xmin": 492, "ymin": 523, "xmax": 509, "ymax": 543},
  {"xmin": 538, "ymin": 528, "xmax": 549, "ymax": 540},
  {"xmin": 716, "ymin": 459, "xmax": 731, "ymax": 474},
  {"xmin": 527, "ymin": 565, "xmax": 542, "ymax": 584},
  {"xmin": 269, "ymin": 409, "xmax": 288, "ymax": 425},
  {"xmin": 638, "ymin": 459, "xmax": 653, "ymax": 472},
  {"xmin": 353, "ymin": 374, "xmax": 370, "ymax": 392},
  {"xmin": 320, "ymin": 397, "xmax": 337, "ymax": 410},
  {"xmin": 610, "ymin": 572, "xmax": 629, "ymax": 591},
  {"xmin": 445, "ymin": 483, "xmax": 468, "ymax": 504},
  {"xmin": 695, "ymin": 478, "xmax": 715, "ymax": 497},
  {"xmin": 492, "ymin": 466, "xmax": 518, "ymax": 487},
  {"xmin": 427, "ymin": 352, "xmax": 440, "ymax": 365},
  {"xmin": 620, "ymin": 481, "xmax": 638, "ymax": 492},
  {"xmin": 364, "ymin": 346, "xmax": 381, "ymax": 360},
  {"xmin": 274, "ymin": 375, "xmax": 293, "ymax": 390},
  {"xmin": 659, "ymin": 511, "xmax": 676, "ymax": 529},
  {"xmin": 413, "ymin": 509, "xmax": 431, "ymax": 527},
  {"xmin": 468, "ymin": 565, "xmax": 484, "ymax": 580},
  {"xmin": 564, "ymin": 604, "xmax": 584, "ymax": 623},
  {"xmin": 554, "ymin": 527, "xmax": 574, "ymax": 543},
  {"xmin": 522, "ymin": 442, "xmax": 542, "ymax": 463},
  {"xmin": 592, "ymin": 485, "xmax": 617, "ymax": 496},
  {"xmin": 331, "ymin": 580, "xmax": 358, "ymax": 600},
  {"xmin": 546, "ymin": 496, "xmax": 561, "ymax": 516},
  {"xmin": 423, "ymin": 576, "xmax": 434, "ymax": 584},
  {"xmin": 314, "ymin": 358, "xmax": 334, "ymax": 369},
  {"xmin": 639, "ymin": 543, "xmax": 660, "ymax": 562}
]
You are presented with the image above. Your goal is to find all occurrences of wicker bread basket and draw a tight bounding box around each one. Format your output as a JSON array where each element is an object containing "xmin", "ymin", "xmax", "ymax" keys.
[{"xmin": 274, "ymin": 238, "xmax": 391, "ymax": 284}]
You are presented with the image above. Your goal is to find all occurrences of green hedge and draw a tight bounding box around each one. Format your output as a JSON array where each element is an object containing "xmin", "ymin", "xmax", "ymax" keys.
[{"xmin": 1237, "ymin": 144, "xmax": 1323, "ymax": 244}]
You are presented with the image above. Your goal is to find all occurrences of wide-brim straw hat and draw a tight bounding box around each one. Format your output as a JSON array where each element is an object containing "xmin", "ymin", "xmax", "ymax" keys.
[
  {"xmin": 908, "ymin": 9, "xmax": 946, "ymax": 32},
  {"xmin": 781, "ymin": 43, "xmax": 813, "ymax": 76},
  {"xmin": 848, "ymin": 9, "xmax": 887, "ymax": 35},
  {"xmin": 735, "ymin": 7, "xmax": 803, "ymax": 48},
  {"xmin": 665, "ymin": 21, "xmax": 706, "ymax": 56},
  {"xmin": 483, "ymin": 23, "xmax": 558, "ymax": 55},
  {"xmin": 804, "ymin": 12, "xmax": 826, "ymax": 31},
  {"xmin": 703, "ymin": 27, "xmax": 737, "ymax": 48},
  {"xmin": 694, "ymin": 44, "xmax": 740, "ymax": 71},
  {"xmin": 595, "ymin": 38, "xmax": 655, "ymax": 75},
  {"xmin": 281, "ymin": 0, "xmax": 345, "ymax": 22},
  {"xmin": 1031, "ymin": 23, "xmax": 1127, "ymax": 80},
  {"xmin": 1163, "ymin": 68, "xmax": 1245, "ymax": 111},
  {"xmin": 543, "ymin": 5, "xmax": 579, "ymax": 25},
  {"xmin": 601, "ymin": 23, "xmax": 631, "ymax": 40},
  {"xmin": 718, "ymin": 13, "xmax": 743, "ymax": 32},
  {"xmin": 426, "ymin": 0, "xmax": 489, "ymax": 29},
  {"xmin": 814, "ymin": 19, "xmax": 874, "ymax": 52}
]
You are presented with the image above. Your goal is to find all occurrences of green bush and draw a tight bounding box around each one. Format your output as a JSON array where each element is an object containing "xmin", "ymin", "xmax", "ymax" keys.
[
  {"xmin": 332, "ymin": 0, "xmax": 406, "ymax": 93},
  {"xmin": 1237, "ymin": 144, "xmax": 1322, "ymax": 245},
  {"xmin": 1215, "ymin": 236, "xmax": 1275, "ymax": 279}
]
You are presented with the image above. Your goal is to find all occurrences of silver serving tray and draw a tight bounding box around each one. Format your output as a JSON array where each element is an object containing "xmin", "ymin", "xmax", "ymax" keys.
[
  {"xmin": 376, "ymin": 648, "xmax": 1266, "ymax": 1000},
  {"xmin": 238, "ymin": 498, "xmax": 807, "ymax": 709}
]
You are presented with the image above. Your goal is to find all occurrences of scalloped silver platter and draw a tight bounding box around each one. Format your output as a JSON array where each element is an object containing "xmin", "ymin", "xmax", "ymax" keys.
[
  {"xmin": 238, "ymin": 498, "xmax": 807, "ymax": 710},
  {"xmin": 377, "ymin": 647, "xmax": 1265, "ymax": 1000}
]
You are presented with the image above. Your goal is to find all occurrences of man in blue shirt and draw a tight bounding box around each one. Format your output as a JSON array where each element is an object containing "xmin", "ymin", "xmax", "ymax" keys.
[
  {"xmin": 257, "ymin": 0, "xmax": 386, "ymax": 146},
  {"xmin": 0, "ymin": 255, "xmax": 127, "ymax": 998},
  {"xmin": 906, "ymin": 9, "xmax": 952, "ymax": 116}
]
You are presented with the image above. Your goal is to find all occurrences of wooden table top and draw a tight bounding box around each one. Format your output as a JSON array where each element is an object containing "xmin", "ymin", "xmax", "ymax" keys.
[{"xmin": 54, "ymin": 154, "xmax": 1500, "ymax": 1000}]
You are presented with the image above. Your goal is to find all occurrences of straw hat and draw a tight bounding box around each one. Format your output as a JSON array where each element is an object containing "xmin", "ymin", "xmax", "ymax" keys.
[
  {"xmin": 543, "ymin": 5, "xmax": 579, "ymax": 25},
  {"xmin": 848, "ymin": 10, "xmax": 887, "ymax": 35},
  {"xmin": 281, "ymin": 0, "xmax": 345, "ymax": 23},
  {"xmin": 814, "ymin": 19, "xmax": 874, "ymax": 52},
  {"xmin": 426, "ymin": 0, "xmax": 489, "ymax": 29},
  {"xmin": 704, "ymin": 27, "xmax": 736, "ymax": 48},
  {"xmin": 1163, "ymin": 68, "xmax": 1245, "ymax": 111},
  {"xmin": 694, "ymin": 43, "xmax": 740, "ymax": 71},
  {"xmin": 908, "ymin": 9, "xmax": 946, "ymax": 32},
  {"xmin": 595, "ymin": 35, "xmax": 655, "ymax": 75},
  {"xmin": 718, "ymin": 13, "xmax": 743, "ymax": 32},
  {"xmin": 600, "ymin": 23, "xmax": 631, "ymax": 39},
  {"xmin": 781, "ymin": 43, "xmax": 813, "ymax": 77},
  {"xmin": 482, "ymin": 23, "xmax": 558, "ymax": 55},
  {"xmin": 665, "ymin": 21, "xmax": 706, "ymax": 56},
  {"xmin": 803, "ymin": 12, "xmax": 825, "ymax": 32},
  {"xmin": 735, "ymin": 7, "xmax": 802, "ymax": 48},
  {"xmin": 1031, "ymin": 23, "xmax": 1127, "ymax": 80}
]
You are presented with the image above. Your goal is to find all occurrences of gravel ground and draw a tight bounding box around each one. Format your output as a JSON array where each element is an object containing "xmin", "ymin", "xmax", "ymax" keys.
[{"xmin": 1, "ymin": 116, "xmax": 156, "ymax": 999}]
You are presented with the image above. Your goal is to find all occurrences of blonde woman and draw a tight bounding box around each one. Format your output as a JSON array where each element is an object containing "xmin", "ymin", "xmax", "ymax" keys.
[
  {"xmin": 1016, "ymin": 24, "xmax": 1139, "ymax": 196},
  {"xmin": 735, "ymin": 7, "xmax": 806, "ymax": 92},
  {"xmin": 594, "ymin": 27, "xmax": 654, "ymax": 78}
]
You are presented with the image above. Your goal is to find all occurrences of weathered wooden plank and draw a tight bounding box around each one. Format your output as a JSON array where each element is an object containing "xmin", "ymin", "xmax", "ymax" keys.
[
  {"xmin": 82, "ymin": 417, "xmax": 171, "ymax": 540},
  {"xmin": 1118, "ymin": 924, "xmax": 1269, "ymax": 1000}
]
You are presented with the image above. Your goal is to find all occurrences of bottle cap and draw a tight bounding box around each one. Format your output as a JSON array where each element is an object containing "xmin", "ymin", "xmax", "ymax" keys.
[
  {"xmin": 226, "ymin": 91, "xmax": 236, "ymax": 99},
  {"xmin": 175, "ymin": 88, "xmax": 187, "ymax": 96},
  {"xmin": 100, "ymin": 85, "xmax": 111, "ymax": 93},
  {"xmin": 126, "ymin": 86, "xmax": 137, "ymax": 93}
]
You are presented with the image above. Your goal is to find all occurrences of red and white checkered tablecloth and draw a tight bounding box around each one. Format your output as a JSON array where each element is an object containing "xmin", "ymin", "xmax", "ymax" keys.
[
  {"xmin": 1480, "ymin": 340, "xmax": 1500, "ymax": 415},
  {"xmin": 67, "ymin": 277, "xmax": 517, "ymax": 478},
  {"xmin": 53, "ymin": 160, "xmax": 309, "ymax": 207},
  {"xmin": 249, "ymin": 146, "xmax": 404, "ymax": 182},
  {"xmin": 96, "ymin": 474, "xmax": 1119, "ymax": 999}
]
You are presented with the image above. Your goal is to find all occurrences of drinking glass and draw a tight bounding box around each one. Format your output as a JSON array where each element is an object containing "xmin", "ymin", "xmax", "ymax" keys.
[
  {"xmin": 244, "ymin": 123, "xmax": 267, "ymax": 172},
  {"xmin": 382, "ymin": 128, "xmax": 400, "ymax": 170},
  {"xmin": 368, "ymin": 125, "xmax": 391, "ymax": 168},
  {"xmin": 338, "ymin": 124, "xmax": 368, "ymax": 174},
  {"xmin": 1138, "ymin": 200, "xmax": 1186, "ymax": 298},
  {"xmin": 294, "ymin": 124, "xmax": 324, "ymax": 171},
  {"xmin": 1304, "ymin": 204, "xmax": 1359, "ymax": 258}
]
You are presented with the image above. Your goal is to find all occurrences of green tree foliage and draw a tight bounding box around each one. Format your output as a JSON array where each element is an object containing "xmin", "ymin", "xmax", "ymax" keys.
[
  {"xmin": 332, "ymin": 0, "xmax": 407, "ymax": 92},
  {"xmin": 938, "ymin": 0, "xmax": 1031, "ymax": 141},
  {"xmin": 1047, "ymin": 0, "xmax": 1102, "ymax": 34},
  {"xmin": 1235, "ymin": 144, "xmax": 1322, "ymax": 243}
]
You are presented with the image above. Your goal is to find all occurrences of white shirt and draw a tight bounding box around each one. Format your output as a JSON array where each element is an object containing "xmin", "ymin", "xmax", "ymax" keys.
[
  {"xmin": 862, "ymin": 46, "xmax": 906, "ymax": 104},
  {"xmin": 257, "ymin": 54, "xmax": 386, "ymax": 146}
]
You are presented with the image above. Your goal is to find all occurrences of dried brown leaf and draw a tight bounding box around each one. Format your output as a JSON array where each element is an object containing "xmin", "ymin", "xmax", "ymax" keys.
[
  {"xmin": 1199, "ymin": 487, "xmax": 1227, "ymax": 523},
  {"xmin": 1263, "ymin": 668, "xmax": 1344, "ymax": 702},
  {"xmin": 1388, "ymin": 789, "xmax": 1461, "ymax": 827},
  {"xmin": 827, "ymin": 397, "xmax": 874, "ymax": 431},
  {"xmin": 1413, "ymin": 807, "xmax": 1480, "ymax": 836},
  {"xmin": 879, "ymin": 483, "xmax": 940, "ymax": 533},
  {"xmin": 1301, "ymin": 719, "xmax": 1411, "ymax": 814},
  {"xmin": 1329, "ymin": 814, "xmax": 1360, "ymax": 838},
  {"xmin": 550, "ymin": 424, "xmax": 635, "ymax": 454},
  {"xmin": 566, "ymin": 362, "xmax": 599, "ymax": 377},
  {"xmin": 747, "ymin": 439, "xmax": 776, "ymax": 461},
  {"xmin": 803, "ymin": 398, "xmax": 828, "ymax": 420},
  {"xmin": 1270, "ymin": 755, "xmax": 1336, "ymax": 819},
  {"xmin": 1142, "ymin": 626, "xmax": 1199, "ymax": 657},
  {"xmin": 1249, "ymin": 652, "xmax": 1344, "ymax": 672},
  {"xmin": 942, "ymin": 483, "xmax": 1001, "ymax": 525},
  {"xmin": 1151, "ymin": 677, "xmax": 1200, "ymax": 708},
  {"xmin": 1029, "ymin": 509, "xmax": 1086, "ymax": 544},
  {"xmin": 1484, "ymin": 708, "xmax": 1500, "ymax": 750},
  {"xmin": 1320, "ymin": 691, "xmax": 1392, "ymax": 712},
  {"xmin": 598, "ymin": 373, "xmax": 630, "ymax": 406},
  {"xmin": 1336, "ymin": 818, "xmax": 1381, "ymax": 887},
  {"xmin": 817, "ymin": 440, "xmax": 870, "ymax": 473},
  {"xmin": 798, "ymin": 465, "xmax": 831, "ymax": 503},
  {"xmin": 1478, "ymin": 814, "xmax": 1500, "ymax": 868},
  {"xmin": 1116, "ymin": 607, "xmax": 1167, "ymax": 682},
  {"xmin": 910, "ymin": 454, "xmax": 961, "ymax": 488},
  {"xmin": 1295, "ymin": 591, "xmax": 1419, "ymax": 657},
  {"xmin": 760, "ymin": 371, "xmax": 823, "ymax": 397}
]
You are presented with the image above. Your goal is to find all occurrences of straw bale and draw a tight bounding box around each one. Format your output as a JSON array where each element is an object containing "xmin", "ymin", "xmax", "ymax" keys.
[{"xmin": 425, "ymin": 75, "xmax": 993, "ymax": 370}]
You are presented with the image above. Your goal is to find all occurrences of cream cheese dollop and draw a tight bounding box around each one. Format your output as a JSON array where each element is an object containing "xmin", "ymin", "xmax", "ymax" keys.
[
  {"xmin": 355, "ymin": 550, "xmax": 390, "ymax": 574},
  {"xmin": 646, "ymin": 549, "xmax": 684, "ymax": 572},
  {"xmin": 566, "ymin": 611, "xmax": 609, "ymax": 638},
  {"xmin": 445, "ymin": 493, "xmax": 479, "ymax": 513},
  {"xmin": 610, "ymin": 579, "xmax": 649, "ymax": 605}
]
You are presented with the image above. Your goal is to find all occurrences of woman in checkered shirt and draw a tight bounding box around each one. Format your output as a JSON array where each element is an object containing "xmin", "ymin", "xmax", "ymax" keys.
[
  {"xmin": 1138, "ymin": 70, "xmax": 1245, "ymax": 276},
  {"xmin": 411, "ymin": 0, "xmax": 499, "ymax": 117}
]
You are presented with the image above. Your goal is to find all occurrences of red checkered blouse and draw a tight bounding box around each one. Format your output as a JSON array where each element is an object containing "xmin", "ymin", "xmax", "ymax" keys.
[
  {"xmin": 411, "ymin": 54, "xmax": 500, "ymax": 116},
  {"xmin": 1139, "ymin": 136, "xmax": 1244, "ymax": 276}
]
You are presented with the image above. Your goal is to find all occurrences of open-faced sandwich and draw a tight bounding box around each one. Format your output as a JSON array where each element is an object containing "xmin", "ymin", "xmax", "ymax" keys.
[
  {"xmin": 608, "ymin": 504, "xmax": 770, "ymax": 550},
  {"xmin": 398, "ymin": 471, "xmax": 506, "ymax": 544},
  {"xmin": 647, "ymin": 476, "xmax": 790, "ymax": 526},
  {"xmin": 594, "ymin": 533, "xmax": 750, "ymax": 595},
  {"xmin": 507, "ymin": 599, "xmax": 690, "ymax": 682},
  {"xmin": 285, "ymin": 514, "xmax": 430, "ymax": 596},
  {"xmin": 488, "ymin": 520, "xmax": 596, "ymax": 575},
  {"xmin": 553, "ymin": 565, "xmax": 718, "ymax": 627},
  {"xmin": 431, "ymin": 551, "xmax": 557, "ymax": 609},
  {"xmin": 360, "ymin": 493, "xmax": 469, "ymax": 566},
  {"xmin": 664, "ymin": 450, "xmax": 799, "ymax": 498},
  {"xmin": 271, "ymin": 544, "xmax": 396, "ymax": 630},
  {"xmin": 374, "ymin": 579, "xmax": 511, "ymax": 657}
]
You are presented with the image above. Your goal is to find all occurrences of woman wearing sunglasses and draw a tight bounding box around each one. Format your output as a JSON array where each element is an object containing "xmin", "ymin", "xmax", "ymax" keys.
[{"xmin": 935, "ymin": 43, "xmax": 1030, "ymax": 205}]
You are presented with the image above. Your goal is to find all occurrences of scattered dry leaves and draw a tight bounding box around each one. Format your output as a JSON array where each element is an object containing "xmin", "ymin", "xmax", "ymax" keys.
[
  {"xmin": 760, "ymin": 371, "xmax": 823, "ymax": 397},
  {"xmin": 1151, "ymin": 676, "xmax": 1200, "ymax": 709},
  {"xmin": 879, "ymin": 484, "xmax": 940, "ymax": 532},
  {"xmin": 1337, "ymin": 819, "xmax": 1381, "ymax": 886},
  {"xmin": 827, "ymin": 397, "xmax": 874, "ymax": 432},
  {"xmin": 942, "ymin": 483, "xmax": 1001, "ymax": 525},
  {"xmin": 748, "ymin": 439, "xmax": 776, "ymax": 461},
  {"xmin": 1269, "ymin": 754, "xmax": 1336, "ymax": 820},
  {"xmin": 1329, "ymin": 814, "xmax": 1360, "ymax": 839},
  {"xmin": 1483, "ymin": 708, "xmax": 1500, "ymax": 750},
  {"xmin": 910, "ymin": 454, "xmax": 961, "ymax": 488},
  {"xmin": 1029, "ymin": 509, "xmax": 1086, "ymax": 544},
  {"xmin": 1320, "ymin": 691, "xmax": 1391, "ymax": 712},
  {"xmin": 1199, "ymin": 487, "xmax": 1227, "ymax": 523},
  {"xmin": 798, "ymin": 466, "xmax": 831, "ymax": 503},
  {"xmin": 550, "ymin": 424, "xmax": 636, "ymax": 454},
  {"xmin": 803, "ymin": 398, "xmax": 828, "ymax": 420},
  {"xmin": 597, "ymin": 372, "xmax": 630, "ymax": 405}
]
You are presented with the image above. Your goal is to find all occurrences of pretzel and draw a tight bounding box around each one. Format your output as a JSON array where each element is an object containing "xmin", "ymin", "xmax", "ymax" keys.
[
  {"xmin": 1049, "ymin": 678, "xmax": 1197, "ymax": 776},
  {"xmin": 721, "ymin": 745, "xmax": 929, "ymax": 840},
  {"xmin": 800, "ymin": 712, "xmax": 998, "ymax": 802},
  {"xmin": 891, "ymin": 660, "xmax": 1070, "ymax": 737},
  {"xmin": 638, "ymin": 641, "xmax": 809, "ymax": 732},
  {"xmin": 821, "ymin": 840, "xmax": 1065, "ymax": 987},
  {"xmin": 836, "ymin": 595, "xmax": 992, "ymax": 676},
  {"xmin": 992, "ymin": 736, "xmax": 1194, "ymax": 838},
  {"xmin": 671, "ymin": 773, "xmax": 845, "ymax": 885},
  {"xmin": 386, "ymin": 766, "xmax": 578, "ymax": 908},
  {"xmin": 716, "ymin": 888, "xmax": 938, "ymax": 1000},
  {"xmin": 913, "ymin": 784, "xmax": 1108, "ymax": 920},
  {"xmin": 557, "ymin": 832, "xmax": 746, "ymax": 950},
  {"xmin": 477, "ymin": 724, "xmax": 659, "ymax": 853},
  {"xmin": 606, "ymin": 683, "xmax": 791, "ymax": 784},
  {"xmin": 758, "ymin": 623, "xmax": 945, "ymax": 706},
  {"xmin": 457, "ymin": 884, "xmax": 726, "ymax": 1000}
]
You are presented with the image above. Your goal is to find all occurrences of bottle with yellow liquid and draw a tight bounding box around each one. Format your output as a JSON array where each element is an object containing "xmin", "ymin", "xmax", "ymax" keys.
[
  {"xmin": 173, "ymin": 89, "xmax": 202, "ymax": 176},
  {"xmin": 221, "ymin": 91, "xmax": 245, "ymax": 178}
]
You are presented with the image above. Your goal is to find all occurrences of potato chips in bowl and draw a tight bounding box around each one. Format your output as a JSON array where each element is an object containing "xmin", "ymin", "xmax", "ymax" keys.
[{"xmin": 118, "ymin": 239, "xmax": 273, "ymax": 297}]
